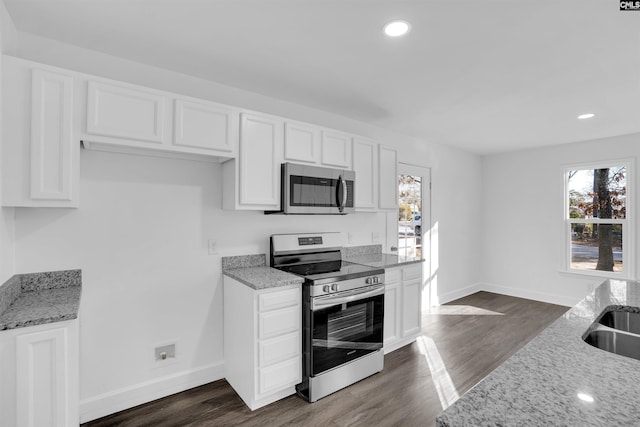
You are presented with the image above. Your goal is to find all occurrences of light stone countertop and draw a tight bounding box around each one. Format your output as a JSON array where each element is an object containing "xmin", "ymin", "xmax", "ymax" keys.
[
  {"xmin": 344, "ymin": 253, "xmax": 423, "ymax": 269},
  {"xmin": 0, "ymin": 270, "xmax": 82, "ymax": 331},
  {"xmin": 436, "ymin": 279, "xmax": 640, "ymax": 426},
  {"xmin": 222, "ymin": 253, "xmax": 303, "ymax": 290},
  {"xmin": 223, "ymin": 266, "xmax": 303, "ymax": 290},
  {"xmin": 342, "ymin": 244, "xmax": 423, "ymax": 269}
]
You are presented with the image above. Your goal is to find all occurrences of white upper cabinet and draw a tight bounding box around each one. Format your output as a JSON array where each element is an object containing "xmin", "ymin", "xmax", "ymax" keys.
[
  {"xmin": 2, "ymin": 57, "xmax": 79, "ymax": 208},
  {"xmin": 378, "ymin": 144, "xmax": 398, "ymax": 210},
  {"xmin": 223, "ymin": 112, "xmax": 283, "ymax": 210},
  {"xmin": 352, "ymin": 137, "xmax": 378, "ymax": 210},
  {"xmin": 30, "ymin": 69, "xmax": 74, "ymax": 202},
  {"xmin": 173, "ymin": 98, "xmax": 237, "ymax": 154},
  {"xmin": 283, "ymin": 120, "xmax": 319, "ymax": 164},
  {"xmin": 86, "ymin": 80, "xmax": 167, "ymax": 145},
  {"xmin": 321, "ymin": 130, "xmax": 351, "ymax": 169},
  {"xmin": 83, "ymin": 78, "xmax": 237, "ymax": 160},
  {"xmin": 284, "ymin": 121, "xmax": 353, "ymax": 170}
]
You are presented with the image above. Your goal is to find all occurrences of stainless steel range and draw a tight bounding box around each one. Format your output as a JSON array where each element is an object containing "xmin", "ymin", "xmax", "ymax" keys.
[{"xmin": 270, "ymin": 232, "xmax": 385, "ymax": 402}]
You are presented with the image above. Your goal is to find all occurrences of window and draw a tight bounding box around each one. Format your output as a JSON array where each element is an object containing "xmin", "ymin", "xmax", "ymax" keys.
[{"xmin": 565, "ymin": 161, "xmax": 633, "ymax": 278}]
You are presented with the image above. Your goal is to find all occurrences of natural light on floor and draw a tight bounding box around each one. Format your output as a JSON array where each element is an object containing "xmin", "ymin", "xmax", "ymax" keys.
[
  {"xmin": 416, "ymin": 335, "xmax": 459, "ymax": 409},
  {"xmin": 426, "ymin": 305, "xmax": 504, "ymax": 316}
]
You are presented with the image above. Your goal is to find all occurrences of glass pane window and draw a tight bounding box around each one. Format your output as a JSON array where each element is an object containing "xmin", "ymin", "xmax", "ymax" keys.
[
  {"xmin": 398, "ymin": 174, "xmax": 422, "ymax": 258},
  {"xmin": 567, "ymin": 167, "xmax": 626, "ymax": 220},
  {"xmin": 570, "ymin": 222, "xmax": 623, "ymax": 272},
  {"xmin": 565, "ymin": 163, "xmax": 631, "ymax": 277}
]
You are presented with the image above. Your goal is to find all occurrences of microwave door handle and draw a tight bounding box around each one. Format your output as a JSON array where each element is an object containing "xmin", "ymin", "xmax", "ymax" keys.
[
  {"xmin": 336, "ymin": 175, "xmax": 344, "ymax": 213},
  {"xmin": 341, "ymin": 178, "xmax": 347, "ymax": 211}
]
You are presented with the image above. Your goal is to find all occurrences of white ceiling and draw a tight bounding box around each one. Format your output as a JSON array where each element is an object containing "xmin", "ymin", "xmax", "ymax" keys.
[{"xmin": 3, "ymin": 0, "xmax": 640, "ymax": 154}]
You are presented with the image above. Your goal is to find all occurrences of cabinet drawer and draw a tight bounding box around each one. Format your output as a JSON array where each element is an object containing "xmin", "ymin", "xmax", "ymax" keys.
[
  {"xmin": 385, "ymin": 268, "xmax": 401, "ymax": 284},
  {"xmin": 402, "ymin": 265, "xmax": 422, "ymax": 281},
  {"xmin": 258, "ymin": 306, "xmax": 299, "ymax": 340},
  {"xmin": 258, "ymin": 287, "xmax": 300, "ymax": 312},
  {"xmin": 257, "ymin": 357, "xmax": 300, "ymax": 396},
  {"xmin": 259, "ymin": 331, "xmax": 299, "ymax": 367}
]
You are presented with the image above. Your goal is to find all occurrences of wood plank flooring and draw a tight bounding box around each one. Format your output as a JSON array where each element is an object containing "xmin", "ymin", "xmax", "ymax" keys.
[{"xmin": 82, "ymin": 292, "xmax": 569, "ymax": 427}]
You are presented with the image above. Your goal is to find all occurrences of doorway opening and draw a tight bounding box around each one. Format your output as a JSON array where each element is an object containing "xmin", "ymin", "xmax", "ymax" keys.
[{"xmin": 397, "ymin": 163, "xmax": 432, "ymax": 307}]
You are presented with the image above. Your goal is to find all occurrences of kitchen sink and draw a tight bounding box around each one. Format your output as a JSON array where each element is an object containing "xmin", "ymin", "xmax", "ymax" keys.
[
  {"xmin": 598, "ymin": 309, "xmax": 640, "ymax": 334},
  {"xmin": 584, "ymin": 328, "xmax": 640, "ymax": 361},
  {"xmin": 583, "ymin": 307, "xmax": 640, "ymax": 362}
]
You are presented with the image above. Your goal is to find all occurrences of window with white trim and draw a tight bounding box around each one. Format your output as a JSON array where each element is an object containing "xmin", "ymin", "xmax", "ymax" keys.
[{"xmin": 565, "ymin": 161, "xmax": 633, "ymax": 278}]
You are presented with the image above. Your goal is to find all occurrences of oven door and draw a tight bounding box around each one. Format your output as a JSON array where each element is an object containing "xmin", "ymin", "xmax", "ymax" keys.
[{"xmin": 310, "ymin": 284, "xmax": 384, "ymax": 376}]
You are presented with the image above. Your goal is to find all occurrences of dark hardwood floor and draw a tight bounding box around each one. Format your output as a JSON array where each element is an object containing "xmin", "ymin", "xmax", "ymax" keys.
[{"xmin": 82, "ymin": 292, "xmax": 569, "ymax": 427}]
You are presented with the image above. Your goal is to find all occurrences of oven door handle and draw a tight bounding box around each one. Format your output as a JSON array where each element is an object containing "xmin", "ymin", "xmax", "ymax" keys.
[{"xmin": 312, "ymin": 285, "xmax": 384, "ymax": 310}]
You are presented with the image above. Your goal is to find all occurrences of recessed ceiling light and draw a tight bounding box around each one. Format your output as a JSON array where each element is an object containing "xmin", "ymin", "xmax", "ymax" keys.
[
  {"xmin": 577, "ymin": 113, "xmax": 595, "ymax": 120},
  {"xmin": 384, "ymin": 20, "xmax": 410, "ymax": 37}
]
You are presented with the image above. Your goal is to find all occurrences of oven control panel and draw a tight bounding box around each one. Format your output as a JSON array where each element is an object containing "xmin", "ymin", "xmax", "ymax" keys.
[
  {"xmin": 365, "ymin": 276, "xmax": 381, "ymax": 285},
  {"xmin": 312, "ymin": 274, "xmax": 384, "ymax": 297}
]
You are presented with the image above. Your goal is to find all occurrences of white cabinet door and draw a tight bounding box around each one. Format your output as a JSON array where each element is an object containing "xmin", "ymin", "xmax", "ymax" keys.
[
  {"xmin": 6, "ymin": 320, "xmax": 80, "ymax": 427},
  {"xmin": 2, "ymin": 57, "xmax": 79, "ymax": 208},
  {"xmin": 86, "ymin": 80, "xmax": 166, "ymax": 144},
  {"xmin": 378, "ymin": 145, "xmax": 398, "ymax": 210},
  {"xmin": 30, "ymin": 69, "xmax": 75, "ymax": 202},
  {"xmin": 383, "ymin": 281, "xmax": 401, "ymax": 349},
  {"xmin": 238, "ymin": 113, "xmax": 282, "ymax": 208},
  {"xmin": 321, "ymin": 130, "xmax": 351, "ymax": 168},
  {"xmin": 352, "ymin": 137, "xmax": 378, "ymax": 210},
  {"xmin": 284, "ymin": 120, "xmax": 319, "ymax": 164},
  {"xmin": 402, "ymin": 278, "xmax": 422, "ymax": 337},
  {"xmin": 173, "ymin": 98, "xmax": 237, "ymax": 154}
]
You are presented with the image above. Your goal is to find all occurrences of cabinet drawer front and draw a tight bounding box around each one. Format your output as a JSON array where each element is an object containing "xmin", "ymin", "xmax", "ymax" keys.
[
  {"xmin": 258, "ymin": 287, "xmax": 300, "ymax": 312},
  {"xmin": 402, "ymin": 265, "xmax": 422, "ymax": 281},
  {"xmin": 257, "ymin": 357, "xmax": 300, "ymax": 396},
  {"xmin": 259, "ymin": 306, "xmax": 299, "ymax": 340},
  {"xmin": 87, "ymin": 81, "xmax": 165, "ymax": 144},
  {"xmin": 385, "ymin": 268, "xmax": 401, "ymax": 284},
  {"xmin": 259, "ymin": 332, "xmax": 299, "ymax": 367}
]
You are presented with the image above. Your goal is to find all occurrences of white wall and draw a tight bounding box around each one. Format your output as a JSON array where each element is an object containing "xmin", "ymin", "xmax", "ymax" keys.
[
  {"xmin": 481, "ymin": 132, "xmax": 640, "ymax": 306},
  {"xmin": 0, "ymin": 0, "xmax": 17, "ymax": 284},
  {"xmin": 7, "ymin": 30, "xmax": 484, "ymax": 420}
]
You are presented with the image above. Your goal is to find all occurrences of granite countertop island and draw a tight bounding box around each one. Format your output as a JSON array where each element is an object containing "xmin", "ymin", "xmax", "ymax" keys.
[
  {"xmin": 0, "ymin": 270, "xmax": 82, "ymax": 331},
  {"xmin": 437, "ymin": 279, "xmax": 640, "ymax": 426}
]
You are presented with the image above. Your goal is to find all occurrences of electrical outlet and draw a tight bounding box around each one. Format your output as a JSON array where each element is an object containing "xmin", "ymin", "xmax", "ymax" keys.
[
  {"xmin": 155, "ymin": 344, "xmax": 176, "ymax": 362},
  {"xmin": 371, "ymin": 232, "xmax": 380, "ymax": 243},
  {"xmin": 208, "ymin": 239, "xmax": 217, "ymax": 255},
  {"xmin": 348, "ymin": 232, "xmax": 354, "ymax": 244}
]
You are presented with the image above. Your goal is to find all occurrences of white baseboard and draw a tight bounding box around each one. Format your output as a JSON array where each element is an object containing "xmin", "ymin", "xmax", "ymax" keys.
[
  {"xmin": 436, "ymin": 283, "xmax": 482, "ymax": 305},
  {"xmin": 439, "ymin": 282, "xmax": 577, "ymax": 307},
  {"xmin": 79, "ymin": 361, "xmax": 224, "ymax": 423},
  {"xmin": 477, "ymin": 282, "xmax": 578, "ymax": 307}
]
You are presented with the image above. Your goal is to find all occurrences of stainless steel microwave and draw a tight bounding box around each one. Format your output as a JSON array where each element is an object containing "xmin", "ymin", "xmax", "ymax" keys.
[{"xmin": 267, "ymin": 163, "xmax": 355, "ymax": 215}]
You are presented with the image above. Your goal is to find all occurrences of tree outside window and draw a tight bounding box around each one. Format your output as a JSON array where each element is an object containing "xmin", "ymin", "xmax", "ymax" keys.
[{"xmin": 567, "ymin": 164, "xmax": 628, "ymax": 274}]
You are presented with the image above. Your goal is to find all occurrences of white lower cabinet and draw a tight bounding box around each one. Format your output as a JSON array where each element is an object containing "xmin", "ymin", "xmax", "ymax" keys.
[
  {"xmin": 383, "ymin": 264, "xmax": 422, "ymax": 353},
  {"xmin": 0, "ymin": 319, "xmax": 79, "ymax": 427},
  {"xmin": 224, "ymin": 278, "xmax": 301, "ymax": 410}
]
